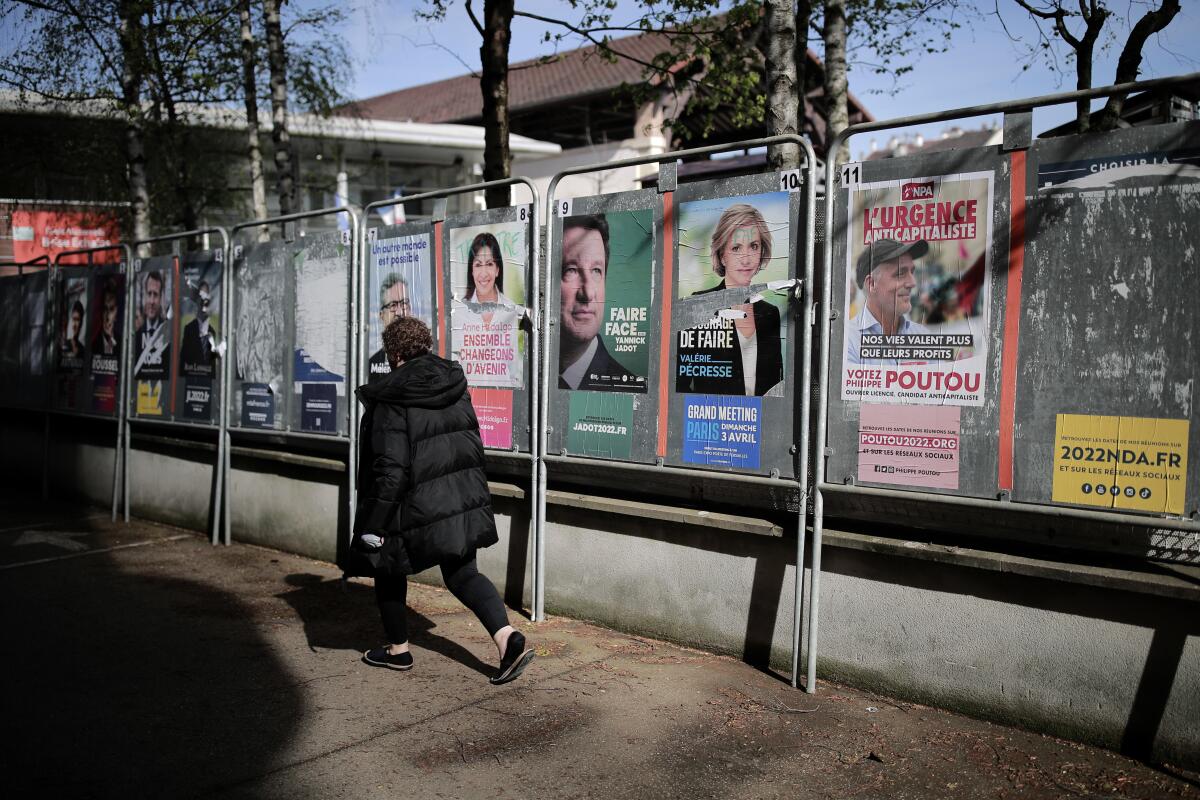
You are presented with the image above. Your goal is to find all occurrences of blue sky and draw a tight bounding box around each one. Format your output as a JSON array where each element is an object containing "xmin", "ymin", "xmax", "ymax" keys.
[{"xmin": 341, "ymin": 0, "xmax": 1198, "ymax": 155}]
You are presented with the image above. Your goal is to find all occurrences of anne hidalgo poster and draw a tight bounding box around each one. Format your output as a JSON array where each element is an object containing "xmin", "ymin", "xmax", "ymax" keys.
[
  {"xmin": 841, "ymin": 171, "xmax": 994, "ymax": 407},
  {"xmin": 674, "ymin": 191, "xmax": 791, "ymax": 471},
  {"xmin": 450, "ymin": 219, "xmax": 527, "ymax": 449},
  {"xmin": 449, "ymin": 219, "xmax": 526, "ymax": 389}
]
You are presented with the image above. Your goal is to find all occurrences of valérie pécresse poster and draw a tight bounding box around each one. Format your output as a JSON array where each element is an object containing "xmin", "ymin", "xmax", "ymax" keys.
[
  {"xmin": 674, "ymin": 191, "xmax": 790, "ymax": 398},
  {"xmin": 557, "ymin": 209, "xmax": 652, "ymax": 393},
  {"xmin": 449, "ymin": 219, "xmax": 527, "ymax": 389},
  {"xmin": 842, "ymin": 171, "xmax": 994, "ymax": 407}
]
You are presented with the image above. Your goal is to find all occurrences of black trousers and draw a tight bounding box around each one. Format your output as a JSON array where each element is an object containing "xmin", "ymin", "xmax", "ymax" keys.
[{"xmin": 374, "ymin": 553, "xmax": 508, "ymax": 644}]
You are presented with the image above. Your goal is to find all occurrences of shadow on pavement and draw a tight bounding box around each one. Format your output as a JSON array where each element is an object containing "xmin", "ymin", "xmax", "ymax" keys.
[
  {"xmin": 276, "ymin": 573, "xmax": 494, "ymax": 678},
  {"xmin": 0, "ymin": 513, "xmax": 302, "ymax": 798}
]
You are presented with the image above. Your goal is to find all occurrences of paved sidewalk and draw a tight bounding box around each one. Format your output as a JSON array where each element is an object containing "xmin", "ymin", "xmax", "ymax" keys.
[{"xmin": 1, "ymin": 494, "xmax": 1197, "ymax": 799}]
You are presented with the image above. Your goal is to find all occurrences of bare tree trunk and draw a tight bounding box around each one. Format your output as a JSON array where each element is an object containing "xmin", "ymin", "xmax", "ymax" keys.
[
  {"xmin": 763, "ymin": 0, "xmax": 799, "ymax": 169},
  {"xmin": 795, "ymin": 0, "xmax": 813, "ymax": 147},
  {"xmin": 263, "ymin": 0, "xmax": 294, "ymax": 216},
  {"xmin": 823, "ymin": 0, "xmax": 849, "ymax": 166},
  {"xmin": 240, "ymin": 0, "xmax": 269, "ymax": 235},
  {"xmin": 118, "ymin": 0, "xmax": 151, "ymax": 248},
  {"xmin": 1095, "ymin": 0, "xmax": 1181, "ymax": 131},
  {"xmin": 1068, "ymin": 7, "xmax": 1107, "ymax": 134},
  {"xmin": 479, "ymin": 0, "xmax": 514, "ymax": 209}
]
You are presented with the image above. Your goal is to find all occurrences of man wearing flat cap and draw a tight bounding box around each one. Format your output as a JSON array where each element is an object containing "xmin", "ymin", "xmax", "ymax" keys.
[{"xmin": 847, "ymin": 237, "xmax": 929, "ymax": 365}]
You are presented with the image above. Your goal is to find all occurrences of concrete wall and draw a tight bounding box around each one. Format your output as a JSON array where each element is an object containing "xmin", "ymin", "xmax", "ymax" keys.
[{"xmin": 5, "ymin": 416, "xmax": 1197, "ymax": 769}]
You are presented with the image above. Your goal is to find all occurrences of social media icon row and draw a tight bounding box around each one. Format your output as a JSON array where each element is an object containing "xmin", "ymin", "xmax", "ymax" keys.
[{"xmin": 1081, "ymin": 483, "xmax": 1151, "ymax": 499}]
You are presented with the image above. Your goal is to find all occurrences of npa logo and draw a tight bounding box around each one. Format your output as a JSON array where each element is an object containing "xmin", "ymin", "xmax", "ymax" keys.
[{"xmin": 901, "ymin": 182, "xmax": 936, "ymax": 201}]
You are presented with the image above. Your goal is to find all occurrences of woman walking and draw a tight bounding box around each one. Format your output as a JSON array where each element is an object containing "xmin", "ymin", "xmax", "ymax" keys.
[{"xmin": 345, "ymin": 316, "xmax": 534, "ymax": 685}]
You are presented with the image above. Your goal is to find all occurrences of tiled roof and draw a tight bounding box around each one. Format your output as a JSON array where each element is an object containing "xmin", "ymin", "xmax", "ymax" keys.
[
  {"xmin": 342, "ymin": 31, "xmax": 672, "ymax": 124},
  {"xmin": 342, "ymin": 30, "xmax": 872, "ymax": 125}
]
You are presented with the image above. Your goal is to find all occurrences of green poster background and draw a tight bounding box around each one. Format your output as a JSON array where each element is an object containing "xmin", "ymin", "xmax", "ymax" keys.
[
  {"xmin": 567, "ymin": 391, "xmax": 634, "ymax": 460},
  {"xmin": 598, "ymin": 209, "xmax": 653, "ymax": 379}
]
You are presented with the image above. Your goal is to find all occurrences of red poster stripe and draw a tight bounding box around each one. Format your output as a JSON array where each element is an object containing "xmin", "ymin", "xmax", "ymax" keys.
[
  {"xmin": 998, "ymin": 150, "xmax": 1027, "ymax": 491},
  {"xmin": 434, "ymin": 221, "xmax": 446, "ymax": 358},
  {"xmin": 657, "ymin": 192, "xmax": 674, "ymax": 459}
]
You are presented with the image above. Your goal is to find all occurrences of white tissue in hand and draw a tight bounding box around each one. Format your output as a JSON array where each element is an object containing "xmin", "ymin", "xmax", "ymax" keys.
[{"xmin": 361, "ymin": 534, "xmax": 384, "ymax": 549}]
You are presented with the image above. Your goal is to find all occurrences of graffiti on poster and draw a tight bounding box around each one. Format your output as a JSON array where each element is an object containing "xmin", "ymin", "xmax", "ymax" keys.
[
  {"xmin": 567, "ymin": 392, "xmax": 634, "ymax": 460},
  {"xmin": 857, "ymin": 404, "xmax": 960, "ymax": 490},
  {"xmin": 133, "ymin": 260, "xmax": 174, "ymax": 381},
  {"xmin": 57, "ymin": 276, "xmax": 88, "ymax": 372},
  {"xmin": 1053, "ymin": 414, "xmax": 1189, "ymax": 515},
  {"xmin": 675, "ymin": 191, "xmax": 790, "ymax": 397},
  {"xmin": 557, "ymin": 210, "xmax": 652, "ymax": 392},
  {"xmin": 367, "ymin": 232, "xmax": 434, "ymax": 383},
  {"xmin": 450, "ymin": 220, "xmax": 526, "ymax": 388},
  {"xmin": 471, "ymin": 388, "xmax": 514, "ymax": 449},
  {"xmin": 1038, "ymin": 147, "xmax": 1200, "ymax": 193},
  {"xmin": 179, "ymin": 256, "xmax": 221, "ymax": 378},
  {"xmin": 235, "ymin": 246, "xmax": 285, "ymax": 386},
  {"xmin": 841, "ymin": 171, "xmax": 994, "ymax": 407},
  {"xmin": 90, "ymin": 274, "xmax": 123, "ymax": 375},
  {"xmin": 294, "ymin": 236, "xmax": 348, "ymax": 399},
  {"xmin": 682, "ymin": 395, "xmax": 762, "ymax": 470}
]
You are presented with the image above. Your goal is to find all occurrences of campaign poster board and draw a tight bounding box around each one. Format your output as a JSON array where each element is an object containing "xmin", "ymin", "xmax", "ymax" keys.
[
  {"xmin": 674, "ymin": 190, "xmax": 791, "ymax": 399},
  {"xmin": 556, "ymin": 209, "xmax": 653, "ymax": 393},
  {"xmin": 88, "ymin": 270, "xmax": 124, "ymax": 414},
  {"xmin": 21, "ymin": 270, "xmax": 49, "ymax": 407},
  {"xmin": 233, "ymin": 241, "xmax": 288, "ymax": 432},
  {"xmin": 132, "ymin": 256, "xmax": 177, "ymax": 418},
  {"xmin": 175, "ymin": 252, "xmax": 223, "ymax": 424},
  {"xmin": 840, "ymin": 171, "xmax": 994, "ymax": 407},
  {"xmin": 53, "ymin": 270, "xmax": 90, "ymax": 411},
  {"xmin": 449, "ymin": 218, "xmax": 527, "ymax": 389},
  {"xmin": 292, "ymin": 232, "xmax": 350, "ymax": 435},
  {"xmin": 365, "ymin": 225, "xmax": 435, "ymax": 384},
  {"xmin": 1012, "ymin": 121, "xmax": 1200, "ymax": 519},
  {"xmin": 0, "ymin": 275, "xmax": 20, "ymax": 405},
  {"xmin": 545, "ymin": 189, "xmax": 663, "ymax": 466},
  {"xmin": 667, "ymin": 173, "xmax": 803, "ymax": 479}
]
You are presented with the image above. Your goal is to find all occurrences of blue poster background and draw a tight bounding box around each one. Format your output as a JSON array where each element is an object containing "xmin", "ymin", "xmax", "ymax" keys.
[{"xmin": 682, "ymin": 395, "xmax": 762, "ymax": 470}]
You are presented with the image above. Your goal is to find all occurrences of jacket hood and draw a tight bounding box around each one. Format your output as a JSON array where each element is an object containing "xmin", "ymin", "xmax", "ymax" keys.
[{"xmin": 356, "ymin": 353, "xmax": 467, "ymax": 409}]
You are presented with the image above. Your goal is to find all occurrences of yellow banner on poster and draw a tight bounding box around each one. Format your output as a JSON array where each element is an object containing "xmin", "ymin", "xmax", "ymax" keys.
[
  {"xmin": 1053, "ymin": 414, "xmax": 1189, "ymax": 515},
  {"xmin": 136, "ymin": 380, "xmax": 163, "ymax": 416}
]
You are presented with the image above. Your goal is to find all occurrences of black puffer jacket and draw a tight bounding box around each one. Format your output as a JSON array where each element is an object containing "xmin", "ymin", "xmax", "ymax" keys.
[{"xmin": 346, "ymin": 353, "xmax": 498, "ymax": 576}]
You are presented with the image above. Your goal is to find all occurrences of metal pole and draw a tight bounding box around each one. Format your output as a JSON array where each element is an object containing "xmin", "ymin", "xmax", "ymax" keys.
[
  {"xmin": 792, "ymin": 138, "xmax": 818, "ymax": 689},
  {"xmin": 110, "ymin": 244, "xmax": 133, "ymax": 521}
]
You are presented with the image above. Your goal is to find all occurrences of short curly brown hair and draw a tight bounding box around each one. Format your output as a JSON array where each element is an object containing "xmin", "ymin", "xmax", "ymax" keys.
[{"xmin": 383, "ymin": 316, "xmax": 432, "ymax": 366}]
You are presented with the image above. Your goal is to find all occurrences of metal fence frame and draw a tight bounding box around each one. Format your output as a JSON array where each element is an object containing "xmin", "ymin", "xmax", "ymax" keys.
[
  {"xmin": 127, "ymin": 229, "xmax": 230, "ymax": 541},
  {"xmin": 361, "ymin": 177, "xmax": 542, "ymax": 613},
  {"xmin": 539, "ymin": 134, "xmax": 819, "ymax": 688},
  {"xmin": 51, "ymin": 243, "xmax": 133, "ymax": 521},
  {"xmin": 810, "ymin": 71, "xmax": 1200, "ymax": 693},
  {"xmin": 225, "ymin": 208, "xmax": 360, "ymax": 546}
]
